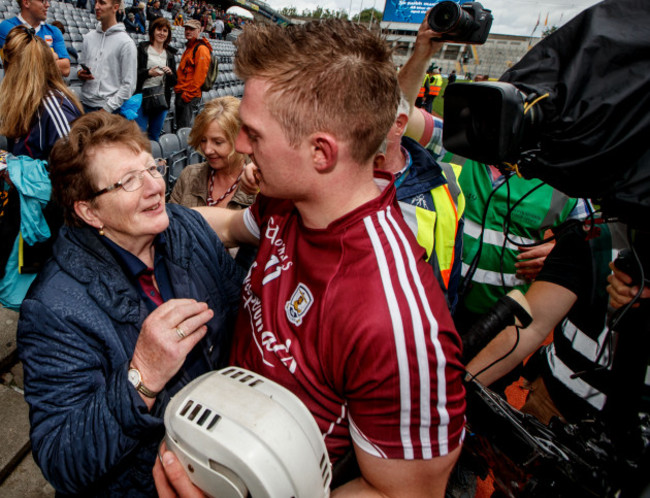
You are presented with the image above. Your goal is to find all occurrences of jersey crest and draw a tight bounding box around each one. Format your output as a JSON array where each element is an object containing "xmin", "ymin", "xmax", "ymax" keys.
[{"xmin": 285, "ymin": 283, "xmax": 314, "ymax": 326}]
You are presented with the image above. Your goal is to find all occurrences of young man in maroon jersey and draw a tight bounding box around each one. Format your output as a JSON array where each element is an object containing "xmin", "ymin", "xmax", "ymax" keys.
[{"xmin": 155, "ymin": 19, "xmax": 466, "ymax": 497}]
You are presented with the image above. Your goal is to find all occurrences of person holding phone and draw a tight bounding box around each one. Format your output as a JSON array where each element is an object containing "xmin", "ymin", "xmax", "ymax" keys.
[
  {"xmin": 135, "ymin": 17, "xmax": 177, "ymax": 140},
  {"xmin": 78, "ymin": 0, "xmax": 137, "ymax": 113}
]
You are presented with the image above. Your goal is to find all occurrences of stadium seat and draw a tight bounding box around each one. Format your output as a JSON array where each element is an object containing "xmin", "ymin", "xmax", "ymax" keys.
[
  {"xmin": 158, "ymin": 133, "xmax": 181, "ymax": 163},
  {"xmin": 176, "ymin": 127, "xmax": 191, "ymax": 149},
  {"xmin": 187, "ymin": 146, "xmax": 202, "ymax": 165},
  {"xmin": 150, "ymin": 139, "xmax": 162, "ymax": 160},
  {"xmin": 69, "ymin": 85, "xmax": 82, "ymax": 99}
]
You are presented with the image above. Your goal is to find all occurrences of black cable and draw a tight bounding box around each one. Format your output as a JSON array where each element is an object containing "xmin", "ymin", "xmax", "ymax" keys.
[
  {"xmin": 457, "ymin": 172, "xmax": 511, "ymax": 301},
  {"xmin": 498, "ymin": 176, "xmax": 513, "ymax": 295},
  {"xmin": 465, "ymin": 325, "xmax": 521, "ymax": 384},
  {"xmin": 498, "ymin": 178, "xmax": 546, "ymax": 295},
  {"xmin": 570, "ymin": 224, "xmax": 646, "ymax": 379}
]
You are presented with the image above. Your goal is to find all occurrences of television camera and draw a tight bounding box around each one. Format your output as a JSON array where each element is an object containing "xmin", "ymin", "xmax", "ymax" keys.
[{"xmin": 444, "ymin": 0, "xmax": 650, "ymax": 494}]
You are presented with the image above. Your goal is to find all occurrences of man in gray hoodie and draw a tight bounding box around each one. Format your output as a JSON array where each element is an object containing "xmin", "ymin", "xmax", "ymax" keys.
[{"xmin": 78, "ymin": 0, "xmax": 137, "ymax": 113}]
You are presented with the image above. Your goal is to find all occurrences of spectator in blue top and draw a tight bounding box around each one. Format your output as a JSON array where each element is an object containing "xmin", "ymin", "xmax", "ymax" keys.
[{"xmin": 0, "ymin": 0, "xmax": 70, "ymax": 76}]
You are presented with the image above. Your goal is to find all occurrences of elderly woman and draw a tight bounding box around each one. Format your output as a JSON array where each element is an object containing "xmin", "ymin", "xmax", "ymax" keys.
[
  {"xmin": 17, "ymin": 113, "xmax": 244, "ymax": 497},
  {"xmin": 169, "ymin": 96, "xmax": 256, "ymax": 209}
]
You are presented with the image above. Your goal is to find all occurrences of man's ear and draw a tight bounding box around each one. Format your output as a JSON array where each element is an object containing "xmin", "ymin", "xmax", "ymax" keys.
[
  {"xmin": 74, "ymin": 200, "xmax": 102, "ymax": 229},
  {"xmin": 310, "ymin": 133, "xmax": 338, "ymax": 173},
  {"xmin": 373, "ymin": 153, "xmax": 387, "ymax": 171},
  {"xmin": 393, "ymin": 112, "xmax": 409, "ymax": 138}
]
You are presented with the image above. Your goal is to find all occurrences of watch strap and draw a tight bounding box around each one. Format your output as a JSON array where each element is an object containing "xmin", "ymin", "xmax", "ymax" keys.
[{"xmin": 136, "ymin": 382, "xmax": 159, "ymax": 398}]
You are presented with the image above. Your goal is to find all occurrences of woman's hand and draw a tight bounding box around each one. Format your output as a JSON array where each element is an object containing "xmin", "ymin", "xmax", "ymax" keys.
[
  {"xmin": 240, "ymin": 162, "xmax": 260, "ymax": 195},
  {"xmin": 130, "ymin": 299, "xmax": 214, "ymax": 398},
  {"xmin": 160, "ymin": 65, "xmax": 173, "ymax": 75},
  {"xmin": 149, "ymin": 66, "xmax": 164, "ymax": 77}
]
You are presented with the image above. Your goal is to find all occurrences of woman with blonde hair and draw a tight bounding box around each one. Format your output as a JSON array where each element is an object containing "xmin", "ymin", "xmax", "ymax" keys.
[
  {"xmin": 0, "ymin": 26, "xmax": 83, "ymax": 310},
  {"xmin": 0, "ymin": 26, "xmax": 82, "ymax": 160},
  {"xmin": 169, "ymin": 96, "xmax": 256, "ymax": 209}
]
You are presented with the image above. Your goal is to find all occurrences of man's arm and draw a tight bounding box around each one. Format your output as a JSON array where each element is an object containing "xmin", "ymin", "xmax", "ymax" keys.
[
  {"xmin": 56, "ymin": 57, "xmax": 71, "ymax": 77},
  {"xmin": 465, "ymin": 280, "xmax": 577, "ymax": 386},
  {"xmin": 193, "ymin": 207, "xmax": 258, "ymax": 248},
  {"xmin": 398, "ymin": 10, "xmax": 443, "ymax": 115},
  {"xmin": 51, "ymin": 27, "xmax": 71, "ymax": 77},
  {"xmin": 332, "ymin": 444, "xmax": 461, "ymax": 497},
  {"xmin": 153, "ymin": 443, "xmax": 461, "ymax": 498},
  {"xmin": 185, "ymin": 44, "xmax": 210, "ymax": 101}
]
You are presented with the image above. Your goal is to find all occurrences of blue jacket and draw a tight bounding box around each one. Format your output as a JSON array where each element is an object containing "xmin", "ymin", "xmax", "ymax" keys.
[{"xmin": 17, "ymin": 204, "xmax": 244, "ymax": 497}]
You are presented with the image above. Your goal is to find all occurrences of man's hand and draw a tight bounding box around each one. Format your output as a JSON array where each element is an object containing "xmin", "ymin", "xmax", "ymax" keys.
[
  {"xmin": 412, "ymin": 10, "xmax": 444, "ymax": 62},
  {"xmin": 607, "ymin": 261, "xmax": 650, "ymax": 309},
  {"xmin": 398, "ymin": 8, "xmax": 444, "ymax": 115},
  {"xmin": 153, "ymin": 442, "xmax": 207, "ymax": 498},
  {"xmin": 78, "ymin": 68, "xmax": 94, "ymax": 81},
  {"xmin": 515, "ymin": 239, "xmax": 554, "ymax": 281}
]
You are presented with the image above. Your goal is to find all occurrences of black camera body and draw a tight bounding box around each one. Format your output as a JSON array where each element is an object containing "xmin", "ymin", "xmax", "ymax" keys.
[{"xmin": 427, "ymin": 1, "xmax": 492, "ymax": 45}]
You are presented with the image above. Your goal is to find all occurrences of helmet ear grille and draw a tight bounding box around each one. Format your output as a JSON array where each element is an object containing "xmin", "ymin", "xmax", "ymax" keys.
[{"xmin": 164, "ymin": 368, "xmax": 333, "ymax": 497}]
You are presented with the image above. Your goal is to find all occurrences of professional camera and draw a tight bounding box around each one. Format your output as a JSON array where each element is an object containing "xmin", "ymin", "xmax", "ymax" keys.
[
  {"xmin": 444, "ymin": 0, "xmax": 650, "ymax": 494},
  {"xmin": 442, "ymin": 0, "xmax": 650, "ymax": 228},
  {"xmin": 427, "ymin": 1, "xmax": 492, "ymax": 45}
]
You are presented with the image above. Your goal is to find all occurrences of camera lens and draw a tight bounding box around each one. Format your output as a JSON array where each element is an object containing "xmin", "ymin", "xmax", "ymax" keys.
[
  {"xmin": 429, "ymin": 2, "xmax": 461, "ymax": 32},
  {"xmin": 428, "ymin": 1, "xmax": 477, "ymax": 37}
]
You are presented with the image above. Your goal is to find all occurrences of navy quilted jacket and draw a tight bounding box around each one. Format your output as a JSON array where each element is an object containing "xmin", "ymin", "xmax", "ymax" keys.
[{"xmin": 17, "ymin": 204, "xmax": 244, "ymax": 497}]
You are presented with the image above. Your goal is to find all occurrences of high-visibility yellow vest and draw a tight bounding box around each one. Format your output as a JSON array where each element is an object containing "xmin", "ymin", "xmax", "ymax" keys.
[{"xmin": 429, "ymin": 73, "xmax": 443, "ymax": 97}]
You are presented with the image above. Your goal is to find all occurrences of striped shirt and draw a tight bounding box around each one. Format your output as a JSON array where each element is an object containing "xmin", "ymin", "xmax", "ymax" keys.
[
  {"xmin": 230, "ymin": 171, "xmax": 466, "ymax": 462},
  {"xmin": 12, "ymin": 90, "xmax": 81, "ymax": 160}
]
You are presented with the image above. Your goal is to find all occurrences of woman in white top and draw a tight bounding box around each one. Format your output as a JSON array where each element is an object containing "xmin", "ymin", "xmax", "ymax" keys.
[{"xmin": 135, "ymin": 17, "xmax": 177, "ymax": 140}]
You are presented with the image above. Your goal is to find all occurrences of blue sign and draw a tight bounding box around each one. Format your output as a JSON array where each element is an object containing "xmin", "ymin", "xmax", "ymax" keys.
[{"xmin": 382, "ymin": 0, "xmax": 470, "ymax": 25}]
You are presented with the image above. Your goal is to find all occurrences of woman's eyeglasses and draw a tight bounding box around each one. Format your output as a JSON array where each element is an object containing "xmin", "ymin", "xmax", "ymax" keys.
[{"xmin": 90, "ymin": 158, "xmax": 167, "ymax": 198}]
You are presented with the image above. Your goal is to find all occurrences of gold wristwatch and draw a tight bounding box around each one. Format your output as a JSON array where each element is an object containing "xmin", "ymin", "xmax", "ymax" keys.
[{"xmin": 127, "ymin": 367, "xmax": 159, "ymax": 398}]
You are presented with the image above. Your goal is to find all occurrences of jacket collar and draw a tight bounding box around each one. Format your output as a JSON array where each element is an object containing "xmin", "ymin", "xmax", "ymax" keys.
[
  {"xmin": 53, "ymin": 206, "xmax": 194, "ymax": 324},
  {"xmin": 189, "ymin": 162, "xmax": 211, "ymax": 203},
  {"xmin": 396, "ymin": 136, "xmax": 447, "ymax": 200}
]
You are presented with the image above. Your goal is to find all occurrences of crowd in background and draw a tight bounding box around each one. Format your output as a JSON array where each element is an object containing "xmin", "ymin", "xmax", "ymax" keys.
[{"xmin": 0, "ymin": 2, "xmax": 647, "ymax": 497}]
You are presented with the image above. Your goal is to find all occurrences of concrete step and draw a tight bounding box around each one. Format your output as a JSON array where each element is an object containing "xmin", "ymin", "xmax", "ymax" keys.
[
  {"xmin": 0, "ymin": 384, "xmax": 30, "ymax": 484},
  {"xmin": 0, "ymin": 307, "xmax": 19, "ymax": 372},
  {"xmin": 0, "ymin": 452, "xmax": 54, "ymax": 497}
]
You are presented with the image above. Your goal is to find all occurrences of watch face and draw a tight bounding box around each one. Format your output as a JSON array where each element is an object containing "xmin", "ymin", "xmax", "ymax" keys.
[{"xmin": 128, "ymin": 368, "xmax": 141, "ymax": 387}]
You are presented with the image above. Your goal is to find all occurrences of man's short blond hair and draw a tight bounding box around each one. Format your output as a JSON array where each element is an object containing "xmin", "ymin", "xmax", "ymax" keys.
[{"xmin": 234, "ymin": 19, "xmax": 399, "ymax": 165}]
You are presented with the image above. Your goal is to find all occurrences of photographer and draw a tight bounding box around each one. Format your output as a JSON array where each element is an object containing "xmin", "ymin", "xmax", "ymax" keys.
[
  {"xmin": 465, "ymin": 222, "xmax": 635, "ymax": 423},
  {"xmin": 396, "ymin": 9, "xmax": 587, "ymax": 339}
]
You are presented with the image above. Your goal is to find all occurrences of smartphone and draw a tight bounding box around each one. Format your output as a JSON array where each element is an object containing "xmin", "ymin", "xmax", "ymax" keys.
[{"xmin": 80, "ymin": 63, "xmax": 92, "ymax": 74}]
